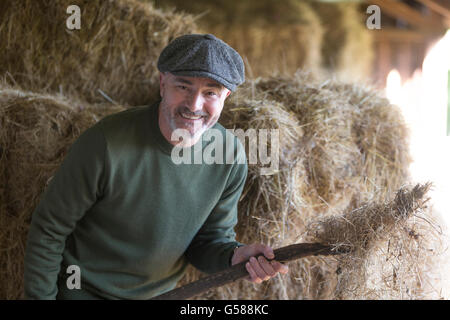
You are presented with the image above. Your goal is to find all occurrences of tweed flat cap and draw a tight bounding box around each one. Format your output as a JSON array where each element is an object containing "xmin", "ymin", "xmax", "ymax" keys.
[{"xmin": 157, "ymin": 34, "xmax": 245, "ymax": 91}]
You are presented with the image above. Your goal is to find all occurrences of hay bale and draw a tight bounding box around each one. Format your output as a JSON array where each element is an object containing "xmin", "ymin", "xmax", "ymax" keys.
[
  {"xmin": 0, "ymin": 0, "xmax": 198, "ymax": 106},
  {"xmin": 157, "ymin": 0, "xmax": 374, "ymax": 79},
  {"xmin": 154, "ymin": 0, "xmax": 317, "ymax": 27},
  {"xmin": 252, "ymin": 74, "xmax": 366, "ymax": 215},
  {"xmin": 311, "ymin": 1, "xmax": 375, "ymax": 82},
  {"xmin": 0, "ymin": 85, "xmax": 125, "ymax": 299},
  {"xmin": 155, "ymin": 0, "xmax": 323, "ymax": 77},
  {"xmin": 322, "ymin": 81, "xmax": 412, "ymax": 202}
]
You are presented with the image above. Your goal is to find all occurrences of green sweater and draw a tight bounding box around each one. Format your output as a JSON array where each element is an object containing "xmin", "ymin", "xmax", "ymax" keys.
[{"xmin": 24, "ymin": 103, "xmax": 247, "ymax": 300}]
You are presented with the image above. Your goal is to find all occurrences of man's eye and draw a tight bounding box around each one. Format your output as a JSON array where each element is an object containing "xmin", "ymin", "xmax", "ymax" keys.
[
  {"xmin": 177, "ymin": 85, "xmax": 188, "ymax": 90},
  {"xmin": 206, "ymin": 91, "xmax": 218, "ymax": 96}
]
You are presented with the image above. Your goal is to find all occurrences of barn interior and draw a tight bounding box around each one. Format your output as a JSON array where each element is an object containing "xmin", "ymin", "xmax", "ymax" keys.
[{"xmin": 0, "ymin": 0, "xmax": 449, "ymax": 300}]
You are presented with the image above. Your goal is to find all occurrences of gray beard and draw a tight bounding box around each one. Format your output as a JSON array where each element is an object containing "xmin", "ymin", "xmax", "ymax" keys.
[{"xmin": 161, "ymin": 103, "xmax": 210, "ymax": 146}]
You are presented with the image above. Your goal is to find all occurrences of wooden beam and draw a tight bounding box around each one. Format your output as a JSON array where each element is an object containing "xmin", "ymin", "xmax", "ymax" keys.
[
  {"xmin": 372, "ymin": 28, "xmax": 426, "ymax": 43},
  {"xmin": 367, "ymin": 0, "xmax": 445, "ymax": 32},
  {"xmin": 415, "ymin": 0, "xmax": 450, "ymax": 28},
  {"xmin": 447, "ymin": 71, "xmax": 450, "ymax": 136},
  {"xmin": 397, "ymin": 42, "xmax": 412, "ymax": 81},
  {"xmin": 377, "ymin": 39, "xmax": 391, "ymax": 87},
  {"xmin": 415, "ymin": 0, "xmax": 450, "ymax": 20}
]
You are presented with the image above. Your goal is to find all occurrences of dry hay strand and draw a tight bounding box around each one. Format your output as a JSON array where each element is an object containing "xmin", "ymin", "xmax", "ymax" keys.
[
  {"xmin": 0, "ymin": 85, "xmax": 125, "ymax": 299},
  {"xmin": 311, "ymin": 1, "xmax": 375, "ymax": 82},
  {"xmin": 305, "ymin": 182, "xmax": 447, "ymax": 299},
  {"xmin": 177, "ymin": 73, "xmax": 414, "ymax": 299},
  {"xmin": 156, "ymin": 0, "xmax": 323, "ymax": 77},
  {"xmin": 0, "ymin": 0, "xmax": 198, "ymax": 106}
]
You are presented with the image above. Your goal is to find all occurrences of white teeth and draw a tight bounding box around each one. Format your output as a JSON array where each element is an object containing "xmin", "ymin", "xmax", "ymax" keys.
[{"xmin": 181, "ymin": 112, "xmax": 202, "ymax": 120}]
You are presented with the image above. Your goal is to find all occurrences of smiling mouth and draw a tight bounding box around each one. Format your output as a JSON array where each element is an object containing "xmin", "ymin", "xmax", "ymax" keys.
[{"xmin": 179, "ymin": 112, "xmax": 205, "ymax": 121}]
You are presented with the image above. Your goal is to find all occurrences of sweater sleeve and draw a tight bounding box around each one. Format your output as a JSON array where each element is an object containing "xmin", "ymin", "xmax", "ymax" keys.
[
  {"xmin": 24, "ymin": 125, "xmax": 108, "ymax": 299},
  {"xmin": 185, "ymin": 147, "xmax": 248, "ymax": 274}
]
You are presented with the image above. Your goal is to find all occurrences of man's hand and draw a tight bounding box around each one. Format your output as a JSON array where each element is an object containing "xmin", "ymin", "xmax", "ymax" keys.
[{"xmin": 231, "ymin": 243, "xmax": 289, "ymax": 284}]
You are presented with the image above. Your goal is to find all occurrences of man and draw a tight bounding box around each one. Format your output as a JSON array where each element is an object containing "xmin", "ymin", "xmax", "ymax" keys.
[{"xmin": 24, "ymin": 34, "xmax": 288, "ymax": 300}]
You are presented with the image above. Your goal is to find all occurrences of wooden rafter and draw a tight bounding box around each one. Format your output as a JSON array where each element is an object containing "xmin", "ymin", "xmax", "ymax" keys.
[
  {"xmin": 372, "ymin": 28, "xmax": 426, "ymax": 43},
  {"xmin": 415, "ymin": 0, "xmax": 450, "ymax": 19},
  {"xmin": 367, "ymin": 0, "xmax": 445, "ymax": 32},
  {"xmin": 415, "ymin": 0, "xmax": 450, "ymax": 27}
]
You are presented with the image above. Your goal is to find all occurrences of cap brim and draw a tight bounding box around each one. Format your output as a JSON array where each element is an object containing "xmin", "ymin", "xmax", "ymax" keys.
[{"xmin": 167, "ymin": 70, "xmax": 237, "ymax": 92}]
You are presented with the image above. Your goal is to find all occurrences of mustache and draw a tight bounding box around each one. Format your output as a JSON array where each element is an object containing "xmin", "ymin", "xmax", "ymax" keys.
[{"xmin": 177, "ymin": 106, "xmax": 209, "ymax": 117}]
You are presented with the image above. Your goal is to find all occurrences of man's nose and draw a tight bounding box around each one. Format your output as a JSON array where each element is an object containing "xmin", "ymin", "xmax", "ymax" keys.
[{"xmin": 187, "ymin": 91, "xmax": 204, "ymax": 112}]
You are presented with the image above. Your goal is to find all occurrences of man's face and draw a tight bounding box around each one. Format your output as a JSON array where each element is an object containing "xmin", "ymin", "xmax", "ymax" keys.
[{"xmin": 158, "ymin": 72, "xmax": 231, "ymax": 147}]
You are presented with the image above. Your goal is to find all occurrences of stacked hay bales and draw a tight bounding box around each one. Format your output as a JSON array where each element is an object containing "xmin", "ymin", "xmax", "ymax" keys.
[
  {"xmin": 154, "ymin": 0, "xmax": 323, "ymax": 77},
  {"xmin": 311, "ymin": 1, "xmax": 375, "ymax": 82},
  {"xmin": 0, "ymin": 85, "xmax": 125, "ymax": 299},
  {"xmin": 235, "ymin": 72, "xmax": 411, "ymax": 215},
  {"xmin": 155, "ymin": 1, "xmax": 374, "ymax": 81},
  {"xmin": 0, "ymin": 0, "xmax": 198, "ymax": 106}
]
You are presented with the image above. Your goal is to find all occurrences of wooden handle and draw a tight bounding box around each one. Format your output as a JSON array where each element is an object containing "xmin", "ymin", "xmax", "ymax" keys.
[{"xmin": 150, "ymin": 243, "xmax": 344, "ymax": 300}]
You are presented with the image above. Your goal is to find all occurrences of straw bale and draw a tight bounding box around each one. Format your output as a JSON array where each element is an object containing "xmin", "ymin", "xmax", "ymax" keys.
[
  {"xmin": 0, "ymin": 0, "xmax": 198, "ymax": 106},
  {"xmin": 207, "ymin": 22, "xmax": 323, "ymax": 78},
  {"xmin": 322, "ymin": 80, "xmax": 412, "ymax": 202},
  {"xmin": 155, "ymin": 0, "xmax": 323, "ymax": 77},
  {"xmin": 151, "ymin": 0, "xmax": 230, "ymax": 24},
  {"xmin": 0, "ymin": 85, "xmax": 125, "ymax": 299},
  {"xmin": 155, "ymin": 0, "xmax": 317, "ymax": 26},
  {"xmin": 311, "ymin": 1, "xmax": 375, "ymax": 82},
  {"xmin": 250, "ymin": 74, "xmax": 368, "ymax": 215}
]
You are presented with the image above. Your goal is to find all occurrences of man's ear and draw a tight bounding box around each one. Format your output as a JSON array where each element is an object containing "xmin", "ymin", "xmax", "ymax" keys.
[{"xmin": 225, "ymin": 89, "xmax": 231, "ymax": 98}]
